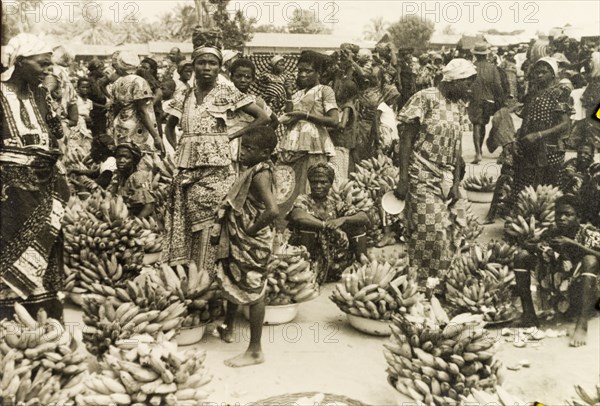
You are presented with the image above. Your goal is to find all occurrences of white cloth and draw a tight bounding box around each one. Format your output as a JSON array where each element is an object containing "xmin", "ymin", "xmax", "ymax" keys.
[
  {"xmin": 100, "ymin": 156, "xmax": 117, "ymax": 173},
  {"xmin": 442, "ymin": 58, "xmax": 477, "ymax": 82},
  {"xmin": 1, "ymin": 33, "xmax": 53, "ymax": 81},
  {"xmin": 570, "ymin": 87, "xmax": 586, "ymax": 121},
  {"xmin": 77, "ymin": 96, "xmax": 92, "ymax": 119},
  {"xmin": 378, "ymin": 102, "xmax": 398, "ymax": 147}
]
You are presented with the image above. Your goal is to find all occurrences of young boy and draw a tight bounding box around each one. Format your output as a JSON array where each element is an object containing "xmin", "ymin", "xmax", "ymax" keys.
[
  {"xmin": 513, "ymin": 194, "xmax": 599, "ymax": 347},
  {"xmin": 212, "ymin": 126, "xmax": 279, "ymax": 367}
]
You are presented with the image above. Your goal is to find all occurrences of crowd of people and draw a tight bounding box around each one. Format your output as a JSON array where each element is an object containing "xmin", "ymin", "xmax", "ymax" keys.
[{"xmin": 1, "ymin": 27, "xmax": 599, "ymax": 367}]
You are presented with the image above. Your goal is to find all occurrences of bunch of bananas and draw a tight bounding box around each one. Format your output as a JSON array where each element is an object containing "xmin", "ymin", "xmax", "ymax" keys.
[
  {"xmin": 62, "ymin": 192, "xmax": 148, "ymax": 294},
  {"xmin": 330, "ymin": 254, "xmax": 420, "ymax": 320},
  {"xmin": 81, "ymin": 275, "xmax": 187, "ymax": 356},
  {"xmin": 77, "ymin": 335, "xmax": 212, "ymax": 405},
  {"xmin": 145, "ymin": 263, "xmax": 223, "ymax": 327},
  {"xmin": 504, "ymin": 184, "xmax": 562, "ymax": 245},
  {"xmin": 0, "ymin": 304, "xmax": 89, "ymax": 405},
  {"xmin": 453, "ymin": 201, "xmax": 484, "ymax": 244},
  {"xmin": 385, "ymin": 308, "xmax": 505, "ymax": 405},
  {"xmin": 486, "ymin": 240, "xmax": 519, "ymax": 268},
  {"xmin": 148, "ymin": 154, "xmax": 176, "ymax": 226},
  {"xmin": 331, "ymin": 178, "xmax": 375, "ymax": 213},
  {"xmin": 133, "ymin": 217, "xmax": 164, "ymax": 254},
  {"xmin": 567, "ymin": 384, "xmax": 600, "ymax": 406},
  {"xmin": 443, "ymin": 244, "xmax": 516, "ymax": 322},
  {"xmin": 462, "ymin": 174, "xmax": 496, "ymax": 193},
  {"xmin": 266, "ymin": 246, "xmax": 320, "ymax": 305}
]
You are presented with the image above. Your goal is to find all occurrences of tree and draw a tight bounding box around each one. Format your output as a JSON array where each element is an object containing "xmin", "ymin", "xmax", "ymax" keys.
[
  {"xmin": 287, "ymin": 9, "xmax": 331, "ymax": 34},
  {"xmin": 387, "ymin": 15, "xmax": 435, "ymax": 52},
  {"xmin": 254, "ymin": 24, "xmax": 288, "ymax": 33},
  {"xmin": 209, "ymin": 0, "xmax": 255, "ymax": 49},
  {"xmin": 2, "ymin": 0, "xmax": 45, "ymax": 43},
  {"xmin": 442, "ymin": 24, "xmax": 457, "ymax": 35},
  {"xmin": 363, "ymin": 17, "xmax": 389, "ymax": 41}
]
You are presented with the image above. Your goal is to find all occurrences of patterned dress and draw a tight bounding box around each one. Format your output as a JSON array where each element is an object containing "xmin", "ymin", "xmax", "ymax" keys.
[
  {"xmin": 510, "ymin": 83, "xmax": 572, "ymax": 209},
  {"xmin": 108, "ymin": 170, "xmax": 155, "ymax": 215},
  {"xmin": 162, "ymin": 82, "xmax": 253, "ymax": 273},
  {"xmin": 214, "ymin": 161, "xmax": 276, "ymax": 305},
  {"xmin": 397, "ymin": 87, "xmax": 470, "ymax": 278}
]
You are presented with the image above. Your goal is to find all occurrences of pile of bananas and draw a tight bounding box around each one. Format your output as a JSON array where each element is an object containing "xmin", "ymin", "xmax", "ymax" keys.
[
  {"xmin": 504, "ymin": 184, "xmax": 562, "ymax": 245},
  {"xmin": 0, "ymin": 304, "xmax": 89, "ymax": 405},
  {"xmin": 77, "ymin": 335, "xmax": 211, "ymax": 405},
  {"xmin": 462, "ymin": 174, "xmax": 496, "ymax": 193},
  {"xmin": 385, "ymin": 307, "xmax": 505, "ymax": 405},
  {"xmin": 567, "ymin": 384, "xmax": 600, "ymax": 406},
  {"xmin": 266, "ymin": 246, "xmax": 320, "ymax": 305},
  {"xmin": 443, "ymin": 244, "xmax": 516, "ymax": 322},
  {"xmin": 145, "ymin": 263, "xmax": 223, "ymax": 327},
  {"xmin": 331, "ymin": 178, "xmax": 375, "ymax": 214},
  {"xmin": 81, "ymin": 274, "xmax": 187, "ymax": 356},
  {"xmin": 134, "ymin": 217, "xmax": 164, "ymax": 254},
  {"xmin": 330, "ymin": 254, "xmax": 420, "ymax": 320},
  {"xmin": 486, "ymin": 240, "xmax": 519, "ymax": 268},
  {"xmin": 453, "ymin": 201, "xmax": 484, "ymax": 244},
  {"xmin": 62, "ymin": 192, "xmax": 148, "ymax": 294}
]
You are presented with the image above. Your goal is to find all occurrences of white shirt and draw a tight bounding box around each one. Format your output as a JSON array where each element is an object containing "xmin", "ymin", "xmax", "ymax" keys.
[{"xmin": 570, "ymin": 87, "xmax": 586, "ymax": 121}]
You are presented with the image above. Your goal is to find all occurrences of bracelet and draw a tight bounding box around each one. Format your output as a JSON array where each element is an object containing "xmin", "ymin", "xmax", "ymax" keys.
[
  {"xmin": 537, "ymin": 132, "xmax": 543, "ymax": 141},
  {"xmin": 306, "ymin": 111, "xmax": 310, "ymax": 120},
  {"xmin": 321, "ymin": 220, "xmax": 326, "ymax": 230}
]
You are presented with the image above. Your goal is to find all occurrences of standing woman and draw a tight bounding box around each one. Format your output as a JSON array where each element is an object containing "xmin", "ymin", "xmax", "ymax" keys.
[
  {"xmin": 276, "ymin": 51, "xmax": 339, "ymax": 216},
  {"xmin": 105, "ymin": 51, "xmax": 164, "ymax": 156},
  {"xmin": 162, "ymin": 39, "xmax": 269, "ymax": 271},
  {"xmin": 510, "ymin": 57, "xmax": 572, "ymax": 209},
  {"xmin": 394, "ymin": 59, "xmax": 476, "ymax": 279},
  {"xmin": 0, "ymin": 34, "xmax": 70, "ymax": 319}
]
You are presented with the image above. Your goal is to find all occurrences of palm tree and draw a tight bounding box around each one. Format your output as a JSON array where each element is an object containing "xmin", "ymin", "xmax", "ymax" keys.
[
  {"xmin": 363, "ymin": 17, "xmax": 389, "ymax": 41},
  {"xmin": 171, "ymin": 4, "xmax": 199, "ymax": 40}
]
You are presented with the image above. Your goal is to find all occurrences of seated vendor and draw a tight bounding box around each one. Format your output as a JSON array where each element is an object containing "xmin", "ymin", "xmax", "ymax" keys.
[
  {"xmin": 68, "ymin": 134, "xmax": 116, "ymax": 189},
  {"xmin": 287, "ymin": 163, "xmax": 371, "ymax": 283},
  {"xmin": 109, "ymin": 142, "xmax": 155, "ymax": 218},
  {"xmin": 562, "ymin": 141, "xmax": 595, "ymax": 195},
  {"xmin": 513, "ymin": 194, "xmax": 599, "ymax": 347}
]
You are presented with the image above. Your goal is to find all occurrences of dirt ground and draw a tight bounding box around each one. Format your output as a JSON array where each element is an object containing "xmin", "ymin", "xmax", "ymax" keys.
[{"xmin": 63, "ymin": 124, "xmax": 600, "ymax": 405}]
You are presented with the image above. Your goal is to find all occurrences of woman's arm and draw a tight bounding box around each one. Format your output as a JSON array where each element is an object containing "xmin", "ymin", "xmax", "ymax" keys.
[
  {"xmin": 395, "ymin": 120, "xmax": 419, "ymax": 199},
  {"xmin": 327, "ymin": 211, "xmax": 371, "ymax": 229},
  {"xmin": 136, "ymin": 98, "xmax": 164, "ymax": 155},
  {"xmin": 165, "ymin": 114, "xmax": 179, "ymax": 150},
  {"xmin": 537, "ymin": 113, "xmax": 571, "ymax": 142},
  {"xmin": 288, "ymin": 208, "xmax": 327, "ymax": 232},
  {"xmin": 246, "ymin": 171, "xmax": 280, "ymax": 236},
  {"xmin": 66, "ymin": 103, "xmax": 79, "ymax": 126},
  {"xmin": 228, "ymin": 102, "xmax": 270, "ymax": 141},
  {"xmin": 304, "ymin": 108, "xmax": 339, "ymax": 128}
]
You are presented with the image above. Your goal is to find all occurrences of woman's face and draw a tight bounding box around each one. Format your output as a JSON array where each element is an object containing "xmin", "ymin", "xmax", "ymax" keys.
[
  {"xmin": 180, "ymin": 65, "xmax": 194, "ymax": 82},
  {"xmin": 19, "ymin": 54, "xmax": 53, "ymax": 86},
  {"xmin": 78, "ymin": 80, "xmax": 90, "ymax": 97},
  {"xmin": 115, "ymin": 148, "xmax": 136, "ymax": 172},
  {"xmin": 309, "ymin": 174, "xmax": 332, "ymax": 200},
  {"xmin": 231, "ymin": 66, "xmax": 254, "ymax": 93},
  {"xmin": 273, "ymin": 60, "xmax": 286, "ymax": 74},
  {"xmin": 194, "ymin": 54, "xmax": 220, "ymax": 84},
  {"xmin": 297, "ymin": 62, "xmax": 319, "ymax": 89},
  {"xmin": 533, "ymin": 63, "xmax": 554, "ymax": 87},
  {"xmin": 577, "ymin": 145, "xmax": 594, "ymax": 167}
]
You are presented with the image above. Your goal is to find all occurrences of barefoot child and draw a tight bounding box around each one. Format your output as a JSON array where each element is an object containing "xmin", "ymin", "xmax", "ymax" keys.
[
  {"xmin": 212, "ymin": 126, "xmax": 279, "ymax": 367},
  {"xmin": 513, "ymin": 194, "xmax": 599, "ymax": 347}
]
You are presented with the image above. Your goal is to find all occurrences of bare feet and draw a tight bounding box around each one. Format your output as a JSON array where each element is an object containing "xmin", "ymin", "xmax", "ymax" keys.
[
  {"xmin": 217, "ymin": 325, "xmax": 234, "ymax": 343},
  {"xmin": 471, "ymin": 156, "xmax": 482, "ymax": 164},
  {"xmin": 569, "ymin": 322, "xmax": 587, "ymax": 347},
  {"xmin": 483, "ymin": 216, "xmax": 496, "ymax": 225},
  {"xmin": 376, "ymin": 234, "xmax": 396, "ymax": 248},
  {"xmin": 224, "ymin": 350, "xmax": 264, "ymax": 367}
]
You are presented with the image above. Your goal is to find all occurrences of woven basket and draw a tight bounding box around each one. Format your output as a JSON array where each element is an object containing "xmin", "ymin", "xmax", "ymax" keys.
[{"xmin": 253, "ymin": 392, "xmax": 368, "ymax": 406}]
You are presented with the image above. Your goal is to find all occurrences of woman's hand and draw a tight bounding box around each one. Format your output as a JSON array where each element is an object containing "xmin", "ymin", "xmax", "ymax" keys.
[
  {"xmin": 549, "ymin": 235, "xmax": 576, "ymax": 250},
  {"xmin": 326, "ymin": 217, "xmax": 345, "ymax": 230},
  {"xmin": 519, "ymin": 132, "xmax": 540, "ymax": 148}
]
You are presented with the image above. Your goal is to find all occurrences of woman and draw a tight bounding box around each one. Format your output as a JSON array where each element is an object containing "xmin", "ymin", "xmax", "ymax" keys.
[
  {"xmin": 510, "ymin": 57, "xmax": 572, "ymax": 209},
  {"xmin": 257, "ymin": 55, "xmax": 295, "ymax": 115},
  {"xmin": 0, "ymin": 33, "xmax": 70, "ymax": 320},
  {"xmin": 108, "ymin": 142, "xmax": 155, "ymax": 218},
  {"xmin": 287, "ymin": 164, "xmax": 370, "ymax": 283},
  {"xmin": 394, "ymin": 59, "xmax": 476, "ymax": 280},
  {"xmin": 276, "ymin": 51, "xmax": 339, "ymax": 217},
  {"xmin": 105, "ymin": 51, "xmax": 164, "ymax": 156},
  {"xmin": 354, "ymin": 71, "xmax": 383, "ymax": 162},
  {"xmin": 162, "ymin": 39, "xmax": 270, "ymax": 271},
  {"xmin": 86, "ymin": 59, "xmax": 108, "ymax": 137}
]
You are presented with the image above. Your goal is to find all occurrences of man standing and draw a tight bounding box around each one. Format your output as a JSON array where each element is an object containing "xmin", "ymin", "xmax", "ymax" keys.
[
  {"xmin": 469, "ymin": 42, "xmax": 506, "ymax": 164},
  {"xmin": 396, "ymin": 47, "xmax": 416, "ymax": 109},
  {"xmin": 165, "ymin": 47, "xmax": 185, "ymax": 81}
]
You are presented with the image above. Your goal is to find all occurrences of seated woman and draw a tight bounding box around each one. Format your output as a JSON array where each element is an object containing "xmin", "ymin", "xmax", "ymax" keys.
[
  {"xmin": 109, "ymin": 143, "xmax": 155, "ymax": 218},
  {"xmin": 286, "ymin": 163, "xmax": 370, "ymax": 283}
]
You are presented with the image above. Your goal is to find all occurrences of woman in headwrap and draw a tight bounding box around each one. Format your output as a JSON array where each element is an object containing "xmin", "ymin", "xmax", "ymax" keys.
[
  {"xmin": 509, "ymin": 57, "xmax": 572, "ymax": 210},
  {"xmin": 0, "ymin": 33, "xmax": 71, "ymax": 320},
  {"xmin": 105, "ymin": 50, "xmax": 164, "ymax": 156},
  {"xmin": 287, "ymin": 163, "xmax": 370, "ymax": 283},
  {"xmin": 394, "ymin": 59, "xmax": 476, "ymax": 281},
  {"xmin": 257, "ymin": 55, "xmax": 295, "ymax": 115},
  {"xmin": 108, "ymin": 142, "xmax": 155, "ymax": 218},
  {"xmin": 162, "ymin": 38, "xmax": 270, "ymax": 272}
]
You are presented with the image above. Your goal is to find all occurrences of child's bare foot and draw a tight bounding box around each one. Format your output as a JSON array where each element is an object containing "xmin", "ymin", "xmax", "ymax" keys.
[
  {"xmin": 217, "ymin": 324, "xmax": 234, "ymax": 343},
  {"xmin": 224, "ymin": 350, "xmax": 264, "ymax": 367},
  {"xmin": 569, "ymin": 321, "xmax": 587, "ymax": 347},
  {"xmin": 471, "ymin": 155, "xmax": 482, "ymax": 164}
]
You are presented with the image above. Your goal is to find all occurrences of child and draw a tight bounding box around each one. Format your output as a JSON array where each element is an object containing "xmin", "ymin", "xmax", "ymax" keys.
[
  {"xmin": 213, "ymin": 126, "xmax": 279, "ymax": 367},
  {"xmin": 330, "ymin": 79, "xmax": 359, "ymax": 185},
  {"xmin": 513, "ymin": 194, "xmax": 599, "ymax": 347}
]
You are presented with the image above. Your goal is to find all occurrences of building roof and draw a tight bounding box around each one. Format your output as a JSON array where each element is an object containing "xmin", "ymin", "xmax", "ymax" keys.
[
  {"xmin": 457, "ymin": 35, "xmax": 486, "ymax": 50},
  {"xmin": 484, "ymin": 34, "xmax": 532, "ymax": 47},
  {"xmin": 245, "ymin": 33, "xmax": 376, "ymax": 50},
  {"xmin": 429, "ymin": 34, "xmax": 462, "ymax": 45},
  {"xmin": 148, "ymin": 41, "xmax": 194, "ymax": 54}
]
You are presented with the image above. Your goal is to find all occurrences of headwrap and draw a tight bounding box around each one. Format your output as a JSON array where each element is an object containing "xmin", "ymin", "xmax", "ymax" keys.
[
  {"xmin": 1, "ymin": 33, "xmax": 53, "ymax": 81},
  {"xmin": 222, "ymin": 50, "xmax": 239, "ymax": 65},
  {"xmin": 559, "ymin": 78, "xmax": 574, "ymax": 92},
  {"xmin": 115, "ymin": 142, "xmax": 142, "ymax": 166},
  {"xmin": 591, "ymin": 51, "xmax": 600, "ymax": 78},
  {"xmin": 192, "ymin": 47, "xmax": 222, "ymax": 63},
  {"xmin": 535, "ymin": 57, "xmax": 558, "ymax": 77},
  {"xmin": 270, "ymin": 55, "xmax": 284, "ymax": 67},
  {"xmin": 441, "ymin": 58, "xmax": 477, "ymax": 82},
  {"xmin": 177, "ymin": 59, "xmax": 193, "ymax": 72},
  {"xmin": 112, "ymin": 50, "xmax": 140, "ymax": 74},
  {"xmin": 192, "ymin": 27, "xmax": 223, "ymax": 49},
  {"xmin": 307, "ymin": 163, "xmax": 335, "ymax": 183}
]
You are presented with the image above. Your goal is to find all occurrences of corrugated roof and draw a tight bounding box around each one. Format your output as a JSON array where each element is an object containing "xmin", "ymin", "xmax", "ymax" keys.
[
  {"xmin": 458, "ymin": 35, "xmax": 486, "ymax": 50},
  {"xmin": 246, "ymin": 33, "xmax": 376, "ymax": 50},
  {"xmin": 429, "ymin": 34, "xmax": 461, "ymax": 45},
  {"xmin": 148, "ymin": 41, "xmax": 194, "ymax": 54}
]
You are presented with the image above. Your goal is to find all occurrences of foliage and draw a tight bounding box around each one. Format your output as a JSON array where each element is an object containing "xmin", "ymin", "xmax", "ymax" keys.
[
  {"xmin": 442, "ymin": 24, "xmax": 458, "ymax": 35},
  {"xmin": 1, "ymin": 0, "xmax": 44, "ymax": 44},
  {"xmin": 210, "ymin": 0, "xmax": 255, "ymax": 49},
  {"xmin": 363, "ymin": 17, "xmax": 389, "ymax": 41},
  {"xmin": 387, "ymin": 15, "xmax": 435, "ymax": 53},
  {"xmin": 287, "ymin": 8, "xmax": 332, "ymax": 34}
]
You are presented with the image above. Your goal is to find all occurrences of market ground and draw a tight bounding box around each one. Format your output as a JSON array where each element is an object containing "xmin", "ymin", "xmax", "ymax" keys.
[{"xmin": 64, "ymin": 121, "xmax": 600, "ymax": 405}]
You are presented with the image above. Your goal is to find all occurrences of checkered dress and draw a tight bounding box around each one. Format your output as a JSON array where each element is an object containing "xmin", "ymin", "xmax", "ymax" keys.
[{"xmin": 397, "ymin": 88, "xmax": 470, "ymax": 277}]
